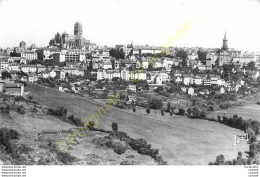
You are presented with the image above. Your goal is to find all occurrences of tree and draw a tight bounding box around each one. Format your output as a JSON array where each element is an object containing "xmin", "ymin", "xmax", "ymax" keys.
[
  {"xmin": 1, "ymin": 71, "xmax": 12, "ymax": 80},
  {"xmin": 216, "ymin": 154, "xmax": 225, "ymax": 165},
  {"xmin": 112, "ymin": 122, "xmax": 118, "ymax": 132},
  {"xmin": 155, "ymin": 86, "xmax": 164, "ymax": 93},
  {"xmin": 146, "ymin": 107, "xmax": 150, "ymax": 115},
  {"xmin": 247, "ymin": 61, "xmax": 255, "ymax": 70},
  {"xmin": 187, "ymin": 108, "xmax": 192, "ymax": 116},
  {"xmin": 200, "ymin": 111, "xmax": 206, "ymax": 118},
  {"xmin": 161, "ymin": 110, "xmax": 164, "ymax": 116},
  {"xmin": 250, "ymin": 135, "xmax": 257, "ymax": 143},
  {"xmin": 178, "ymin": 108, "xmax": 185, "ymax": 115},
  {"xmin": 109, "ymin": 48, "xmax": 125, "ymax": 59},
  {"xmin": 167, "ymin": 102, "xmax": 171, "ymax": 112},
  {"xmin": 149, "ymin": 99, "xmax": 163, "ymax": 109},
  {"xmin": 176, "ymin": 50, "xmax": 188, "ymax": 67}
]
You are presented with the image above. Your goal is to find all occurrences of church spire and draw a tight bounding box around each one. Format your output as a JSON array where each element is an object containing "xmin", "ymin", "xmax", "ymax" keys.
[
  {"xmin": 222, "ymin": 31, "xmax": 228, "ymax": 51},
  {"xmin": 223, "ymin": 31, "xmax": 227, "ymax": 40}
]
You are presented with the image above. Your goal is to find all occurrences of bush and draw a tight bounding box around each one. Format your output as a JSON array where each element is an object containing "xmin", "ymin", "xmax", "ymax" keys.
[
  {"xmin": 161, "ymin": 110, "xmax": 164, "ymax": 116},
  {"xmin": 219, "ymin": 104, "xmax": 228, "ymax": 109},
  {"xmin": 146, "ymin": 107, "xmax": 150, "ymax": 115},
  {"xmin": 17, "ymin": 106, "xmax": 25, "ymax": 115},
  {"xmin": 57, "ymin": 151, "xmax": 78, "ymax": 165},
  {"xmin": 200, "ymin": 111, "xmax": 206, "ymax": 118},
  {"xmin": 68, "ymin": 115, "xmax": 83, "ymax": 126},
  {"xmin": 252, "ymin": 124, "xmax": 260, "ymax": 134},
  {"xmin": 0, "ymin": 128, "xmax": 20, "ymax": 153},
  {"xmin": 112, "ymin": 122, "xmax": 118, "ymax": 132},
  {"xmin": 216, "ymin": 154, "xmax": 225, "ymax": 165},
  {"xmin": 238, "ymin": 151, "xmax": 242, "ymax": 158},
  {"xmin": 217, "ymin": 116, "xmax": 221, "ymax": 122},
  {"xmin": 250, "ymin": 135, "xmax": 257, "ymax": 143},
  {"xmin": 48, "ymin": 107, "xmax": 67, "ymax": 117},
  {"xmin": 105, "ymin": 140, "xmax": 127, "ymax": 155},
  {"xmin": 178, "ymin": 108, "xmax": 185, "ymax": 115}
]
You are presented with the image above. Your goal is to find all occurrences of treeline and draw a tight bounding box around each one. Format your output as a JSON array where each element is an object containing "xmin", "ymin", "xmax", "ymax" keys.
[
  {"xmin": 47, "ymin": 106, "xmax": 84, "ymax": 127},
  {"xmin": 209, "ymin": 140, "xmax": 260, "ymax": 165}
]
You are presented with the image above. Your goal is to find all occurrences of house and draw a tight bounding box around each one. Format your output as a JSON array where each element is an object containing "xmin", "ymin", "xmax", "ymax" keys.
[
  {"xmin": 219, "ymin": 87, "xmax": 225, "ymax": 94},
  {"xmin": 4, "ymin": 83, "xmax": 24, "ymax": 96},
  {"xmin": 182, "ymin": 74, "xmax": 192, "ymax": 85},
  {"xmin": 28, "ymin": 73, "xmax": 38, "ymax": 83},
  {"xmin": 126, "ymin": 94, "xmax": 136, "ymax": 104},
  {"xmin": 128, "ymin": 85, "xmax": 136, "ymax": 92},
  {"xmin": 8, "ymin": 63, "xmax": 20, "ymax": 71},
  {"xmin": 55, "ymin": 70, "xmax": 66, "ymax": 80},
  {"xmin": 36, "ymin": 64, "xmax": 46, "ymax": 74},
  {"xmin": 251, "ymin": 71, "xmax": 259, "ymax": 80},
  {"xmin": 41, "ymin": 70, "xmax": 50, "ymax": 78},
  {"xmin": 20, "ymin": 65, "xmax": 37, "ymax": 73},
  {"xmin": 155, "ymin": 76, "xmax": 163, "ymax": 84},
  {"xmin": 181, "ymin": 87, "xmax": 194, "ymax": 95},
  {"xmin": 49, "ymin": 70, "xmax": 56, "ymax": 78},
  {"xmin": 0, "ymin": 59, "xmax": 9, "ymax": 70},
  {"xmin": 187, "ymin": 87, "xmax": 194, "ymax": 95},
  {"xmin": 103, "ymin": 62, "xmax": 112, "ymax": 69}
]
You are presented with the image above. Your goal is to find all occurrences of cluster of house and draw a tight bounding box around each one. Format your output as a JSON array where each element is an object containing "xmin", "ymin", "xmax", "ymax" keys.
[{"xmin": 0, "ymin": 56, "xmax": 85, "ymax": 83}]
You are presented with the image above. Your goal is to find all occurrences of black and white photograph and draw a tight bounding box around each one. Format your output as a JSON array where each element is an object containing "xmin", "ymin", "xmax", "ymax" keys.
[{"xmin": 0, "ymin": 0, "xmax": 259, "ymax": 176}]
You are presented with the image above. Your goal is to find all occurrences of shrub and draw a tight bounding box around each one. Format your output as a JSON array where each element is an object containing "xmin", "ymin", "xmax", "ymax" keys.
[
  {"xmin": 0, "ymin": 128, "xmax": 20, "ymax": 153},
  {"xmin": 105, "ymin": 140, "xmax": 127, "ymax": 155},
  {"xmin": 200, "ymin": 111, "xmax": 206, "ymax": 118},
  {"xmin": 223, "ymin": 116, "xmax": 228, "ymax": 123},
  {"xmin": 68, "ymin": 115, "xmax": 83, "ymax": 126},
  {"xmin": 48, "ymin": 107, "xmax": 67, "ymax": 117},
  {"xmin": 238, "ymin": 151, "xmax": 242, "ymax": 158},
  {"xmin": 219, "ymin": 104, "xmax": 228, "ymax": 109},
  {"xmin": 216, "ymin": 154, "xmax": 225, "ymax": 165},
  {"xmin": 178, "ymin": 108, "xmax": 185, "ymax": 115},
  {"xmin": 56, "ymin": 151, "xmax": 78, "ymax": 165},
  {"xmin": 208, "ymin": 106, "xmax": 214, "ymax": 111},
  {"xmin": 88, "ymin": 121, "xmax": 95, "ymax": 130},
  {"xmin": 112, "ymin": 122, "xmax": 118, "ymax": 132},
  {"xmin": 252, "ymin": 124, "xmax": 259, "ymax": 134},
  {"xmin": 161, "ymin": 110, "xmax": 164, "ymax": 116},
  {"xmin": 146, "ymin": 107, "xmax": 150, "ymax": 115},
  {"xmin": 232, "ymin": 159, "xmax": 238, "ymax": 165},
  {"xmin": 187, "ymin": 108, "xmax": 192, "ymax": 116},
  {"xmin": 249, "ymin": 150, "xmax": 256, "ymax": 158},
  {"xmin": 17, "ymin": 106, "xmax": 25, "ymax": 115},
  {"xmin": 250, "ymin": 135, "xmax": 257, "ymax": 143},
  {"xmin": 217, "ymin": 116, "xmax": 221, "ymax": 122}
]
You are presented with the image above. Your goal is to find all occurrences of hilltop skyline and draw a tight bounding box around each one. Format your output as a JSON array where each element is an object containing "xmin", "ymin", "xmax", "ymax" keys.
[{"xmin": 0, "ymin": 0, "xmax": 259, "ymax": 52}]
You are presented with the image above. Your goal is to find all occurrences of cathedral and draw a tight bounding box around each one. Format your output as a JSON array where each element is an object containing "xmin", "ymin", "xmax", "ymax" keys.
[{"xmin": 49, "ymin": 21, "xmax": 90, "ymax": 50}]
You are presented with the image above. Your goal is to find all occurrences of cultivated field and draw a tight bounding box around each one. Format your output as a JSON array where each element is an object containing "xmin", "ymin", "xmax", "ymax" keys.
[{"xmin": 26, "ymin": 85, "xmax": 249, "ymax": 165}]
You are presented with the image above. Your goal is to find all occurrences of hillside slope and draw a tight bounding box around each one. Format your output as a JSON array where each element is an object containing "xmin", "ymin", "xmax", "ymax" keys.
[
  {"xmin": 0, "ymin": 94, "xmax": 156, "ymax": 165},
  {"xmin": 26, "ymin": 84, "xmax": 249, "ymax": 165}
]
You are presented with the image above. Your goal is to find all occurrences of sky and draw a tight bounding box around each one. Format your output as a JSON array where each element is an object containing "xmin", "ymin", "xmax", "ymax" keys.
[{"xmin": 0, "ymin": 0, "xmax": 259, "ymax": 52}]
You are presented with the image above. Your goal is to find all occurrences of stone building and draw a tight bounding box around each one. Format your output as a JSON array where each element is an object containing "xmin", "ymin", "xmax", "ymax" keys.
[{"xmin": 49, "ymin": 21, "xmax": 91, "ymax": 50}]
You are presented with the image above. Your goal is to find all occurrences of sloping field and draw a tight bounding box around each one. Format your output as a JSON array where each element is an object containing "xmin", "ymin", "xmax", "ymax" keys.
[
  {"xmin": 26, "ymin": 85, "xmax": 249, "ymax": 165},
  {"xmin": 208, "ymin": 103, "xmax": 260, "ymax": 121}
]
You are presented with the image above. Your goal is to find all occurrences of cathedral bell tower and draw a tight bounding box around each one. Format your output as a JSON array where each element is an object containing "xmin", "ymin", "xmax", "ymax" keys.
[{"xmin": 221, "ymin": 31, "xmax": 228, "ymax": 51}]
